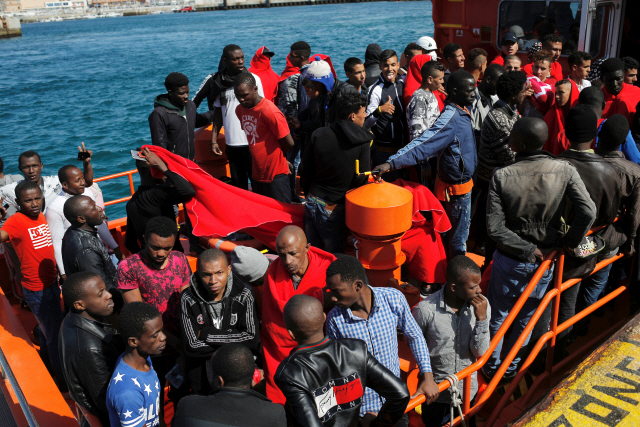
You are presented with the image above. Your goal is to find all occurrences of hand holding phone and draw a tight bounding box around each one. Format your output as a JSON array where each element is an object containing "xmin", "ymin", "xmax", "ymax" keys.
[{"xmin": 77, "ymin": 142, "xmax": 92, "ymax": 162}]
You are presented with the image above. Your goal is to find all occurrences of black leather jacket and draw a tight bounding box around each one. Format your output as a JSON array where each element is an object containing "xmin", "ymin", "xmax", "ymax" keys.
[
  {"xmin": 274, "ymin": 337, "xmax": 410, "ymax": 427},
  {"xmin": 58, "ymin": 312, "xmax": 125, "ymax": 426},
  {"xmin": 62, "ymin": 226, "xmax": 118, "ymax": 289}
]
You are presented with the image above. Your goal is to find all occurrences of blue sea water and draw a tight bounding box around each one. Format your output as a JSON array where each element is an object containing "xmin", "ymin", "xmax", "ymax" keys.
[{"xmin": 0, "ymin": 1, "xmax": 433, "ymax": 218}]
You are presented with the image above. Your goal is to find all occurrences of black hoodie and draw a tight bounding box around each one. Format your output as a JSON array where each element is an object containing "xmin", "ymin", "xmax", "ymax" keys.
[
  {"xmin": 299, "ymin": 120, "xmax": 373, "ymax": 204},
  {"xmin": 364, "ymin": 43, "xmax": 382, "ymax": 88}
]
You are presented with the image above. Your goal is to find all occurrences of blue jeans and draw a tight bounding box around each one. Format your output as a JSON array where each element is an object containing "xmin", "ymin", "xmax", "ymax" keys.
[
  {"xmin": 23, "ymin": 282, "xmax": 65, "ymax": 384},
  {"xmin": 443, "ymin": 191, "xmax": 472, "ymax": 258},
  {"xmin": 577, "ymin": 248, "xmax": 618, "ymax": 311},
  {"xmin": 304, "ymin": 195, "xmax": 348, "ymax": 254},
  {"xmin": 485, "ymin": 251, "xmax": 554, "ymax": 377}
]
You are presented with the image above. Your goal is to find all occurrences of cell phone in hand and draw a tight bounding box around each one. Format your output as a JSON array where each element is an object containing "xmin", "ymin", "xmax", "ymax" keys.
[
  {"xmin": 2, "ymin": 203, "xmax": 8, "ymax": 210},
  {"xmin": 77, "ymin": 151, "xmax": 91, "ymax": 161},
  {"xmin": 131, "ymin": 150, "xmax": 145, "ymax": 161}
]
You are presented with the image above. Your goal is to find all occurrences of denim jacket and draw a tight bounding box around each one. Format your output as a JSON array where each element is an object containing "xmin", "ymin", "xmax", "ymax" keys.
[{"xmin": 388, "ymin": 102, "xmax": 476, "ymax": 185}]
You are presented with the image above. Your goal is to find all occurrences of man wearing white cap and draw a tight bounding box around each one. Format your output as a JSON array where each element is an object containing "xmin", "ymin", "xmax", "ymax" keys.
[{"xmin": 417, "ymin": 36, "xmax": 439, "ymax": 58}]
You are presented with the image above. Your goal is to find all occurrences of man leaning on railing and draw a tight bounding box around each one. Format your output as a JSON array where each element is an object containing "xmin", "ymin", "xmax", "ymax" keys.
[{"xmin": 483, "ymin": 117, "xmax": 596, "ymax": 382}]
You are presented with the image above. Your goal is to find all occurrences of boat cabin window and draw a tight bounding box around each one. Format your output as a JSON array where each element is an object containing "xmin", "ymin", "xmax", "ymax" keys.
[
  {"xmin": 498, "ymin": 0, "xmax": 582, "ymax": 55},
  {"xmin": 588, "ymin": 3, "xmax": 614, "ymax": 58}
]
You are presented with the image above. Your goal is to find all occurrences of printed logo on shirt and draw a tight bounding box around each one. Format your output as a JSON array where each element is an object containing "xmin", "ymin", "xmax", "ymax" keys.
[
  {"xmin": 28, "ymin": 224, "xmax": 53, "ymax": 250},
  {"xmin": 240, "ymin": 114, "xmax": 259, "ymax": 145},
  {"xmin": 230, "ymin": 313, "xmax": 237, "ymax": 325},
  {"xmin": 197, "ymin": 314, "xmax": 204, "ymax": 325},
  {"xmin": 312, "ymin": 372, "xmax": 364, "ymax": 422}
]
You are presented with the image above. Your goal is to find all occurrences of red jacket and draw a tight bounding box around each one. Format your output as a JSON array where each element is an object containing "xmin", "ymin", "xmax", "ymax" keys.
[{"xmin": 249, "ymin": 46, "xmax": 279, "ymax": 103}]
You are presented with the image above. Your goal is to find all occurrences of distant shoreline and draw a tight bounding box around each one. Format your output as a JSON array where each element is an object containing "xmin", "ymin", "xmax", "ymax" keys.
[{"xmin": 19, "ymin": 0, "xmax": 426, "ymax": 24}]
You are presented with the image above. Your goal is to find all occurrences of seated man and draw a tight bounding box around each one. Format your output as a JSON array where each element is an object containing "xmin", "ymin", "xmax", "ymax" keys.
[
  {"xmin": 124, "ymin": 147, "xmax": 195, "ymax": 254},
  {"xmin": 325, "ymin": 255, "xmax": 439, "ymax": 427},
  {"xmin": 261, "ymin": 225, "xmax": 336, "ymax": 405},
  {"xmin": 484, "ymin": 118, "xmax": 596, "ymax": 380},
  {"xmin": 117, "ymin": 216, "xmax": 191, "ymax": 401},
  {"xmin": 0, "ymin": 181, "xmax": 65, "ymax": 384},
  {"xmin": 48, "ymin": 165, "xmax": 122, "ymax": 279},
  {"xmin": 180, "ymin": 248, "xmax": 259, "ymax": 395},
  {"xmin": 173, "ymin": 344, "xmax": 286, "ymax": 427},
  {"xmin": 412, "ymin": 256, "xmax": 490, "ymax": 427},
  {"xmin": 300, "ymin": 92, "xmax": 371, "ymax": 253},
  {"xmin": 59, "ymin": 272, "xmax": 125, "ymax": 426},
  {"xmin": 601, "ymin": 58, "xmax": 640, "ymax": 126},
  {"xmin": 62, "ymin": 195, "xmax": 119, "ymax": 294},
  {"xmin": 106, "ymin": 302, "xmax": 165, "ymax": 427},
  {"xmin": 275, "ymin": 295, "xmax": 410, "ymax": 427}
]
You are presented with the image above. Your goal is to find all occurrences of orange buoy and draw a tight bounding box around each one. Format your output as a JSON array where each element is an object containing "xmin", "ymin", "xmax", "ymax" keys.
[
  {"xmin": 194, "ymin": 125, "xmax": 231, "ymax": 179},
  {"xmin": 345, "ymin": 182, "xmax": 413, "ymax": 286}
]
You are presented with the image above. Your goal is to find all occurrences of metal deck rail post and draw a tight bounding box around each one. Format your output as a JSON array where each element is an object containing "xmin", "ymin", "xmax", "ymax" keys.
[{"xmin": 0, "ymin": 346, "xmax": 39, "ymax": 427}]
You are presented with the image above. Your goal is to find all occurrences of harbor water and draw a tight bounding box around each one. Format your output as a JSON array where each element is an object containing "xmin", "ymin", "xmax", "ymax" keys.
[{"xmin": 0, "ymin": 1, "xmax": 433, "ymax": 218}]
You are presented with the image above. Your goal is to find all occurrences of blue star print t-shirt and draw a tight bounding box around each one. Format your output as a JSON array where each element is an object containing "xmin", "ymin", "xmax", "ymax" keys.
[{"xmin": 106, "ymin": 354, "xmax": 161, "ymax": 427}]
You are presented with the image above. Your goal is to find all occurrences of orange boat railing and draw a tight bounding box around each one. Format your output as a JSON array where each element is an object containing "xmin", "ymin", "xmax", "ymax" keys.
[
  {"xmin": 94, "ymin": 169, "xmax": 138, "ymax": 207},
  {"xmin": 404, "ymin": 242, "xmax": 630, "ymax": 426}
]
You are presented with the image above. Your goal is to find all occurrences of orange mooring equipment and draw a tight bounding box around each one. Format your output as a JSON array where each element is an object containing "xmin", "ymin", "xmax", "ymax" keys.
[
  {"xmin": 345, "ymin": 182, "xmax": 413, "ymax": 287},
  {"xmin": 194, "ymin": 125, "xmax": 230, "ymax": 179}
]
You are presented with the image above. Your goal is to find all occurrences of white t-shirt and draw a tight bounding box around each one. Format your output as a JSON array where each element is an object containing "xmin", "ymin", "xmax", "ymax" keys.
[{"xmin": 214, "ymin": 73, "xmax": 264, "ymax": 147}]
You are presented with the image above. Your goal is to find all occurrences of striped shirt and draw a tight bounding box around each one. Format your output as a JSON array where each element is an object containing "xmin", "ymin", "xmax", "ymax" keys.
[{"xmin": 326, "ymin": 286, "xmax": 432, "ymax": 415}]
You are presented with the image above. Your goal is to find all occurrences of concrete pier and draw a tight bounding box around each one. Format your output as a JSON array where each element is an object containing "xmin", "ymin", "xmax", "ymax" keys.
[
  {"xmin": 0, "ymin": 16, "xmax": 21, "ymax": 39},
  {"xmin": 197, "ymin": 0, "xmax": 421, "ymax": 12}
]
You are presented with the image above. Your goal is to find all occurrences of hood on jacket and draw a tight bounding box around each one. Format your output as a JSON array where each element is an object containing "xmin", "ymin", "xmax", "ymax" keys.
[
  {"xmin": 189, "ymin": 271, "xmax": 234, "ymax": 304},
  {"xmin": 249, "ymin": 46, "xmax": 280, "ymax": 102},
  {"xmin": 250, "ymin": 46, "xmax": 276, "ymax": 72},
  {"xmin": 403, "ymin": 53, "xmax": 437, "ymax": 108},
  {"xmin": 330, "ymin": 120, "xmax": 373, "ymax": 146},
  {"xmin": 364, "ymin": 43, "xmax": 382, "ymax": 68},
  {"xmin": 280, "ymin": 53, "xmax": 301, "ymax": 82},
  {"xmin": 154, "ymin": 94, "xmax": 186, "ymax": 117}
]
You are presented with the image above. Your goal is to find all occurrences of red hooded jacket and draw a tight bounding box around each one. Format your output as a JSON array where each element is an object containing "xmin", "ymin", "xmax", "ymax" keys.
[
  {"xmin": 249, "ymin": 46, "xmax": 279, "ymax": 103},
  {"xmin": 402, "ymin": 54, "xmax": 437, "ymax": 109},
  {"xmin": 603, "ymin": 83, "xmax": 640, "ymax": 126},
  {"xmin": 542, "ymin": 79, "xmax": 580, "ymax": 155}
]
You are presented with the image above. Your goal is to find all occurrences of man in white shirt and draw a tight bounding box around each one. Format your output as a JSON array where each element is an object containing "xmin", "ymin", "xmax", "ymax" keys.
[
  {"xmin": 47, "ymin": 165, "xmax": 123, "ymax": 280},
  {"xmin": 193, "ymin": 44, "xmax": 264, "ymax": 190},
  {"xmin": 568, "ymin": 51, "xmax": 592, "ymax": 92}
]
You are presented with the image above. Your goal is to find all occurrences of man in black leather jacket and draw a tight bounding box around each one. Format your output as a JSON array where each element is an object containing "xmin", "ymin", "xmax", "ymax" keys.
[
  {"xmin": 59, "ymin": 272, "xmax": 125, "ymax": 426},
  {"xmin": 62, "ymin": 195, "xmax": 119, "ymax": 297},
  {"xmin": 275, "ymin": 295, "xmax": 410, "ymax": 427}
]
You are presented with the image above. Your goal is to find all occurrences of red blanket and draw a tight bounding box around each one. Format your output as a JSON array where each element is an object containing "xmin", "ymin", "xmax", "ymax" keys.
[
  {"xmin": 523, "ymin": 61, "xmax": 564, "ymax": 83},
  {"xmin": 261, "ymin": 246, "xmax": 336, "ymax": 404},
  {"xmin": 279, "ymin": 53, "xmax": 300, "ymax": 82},
  {"xmin": 144, "ymin": 145, "xmax": 303, "ymax": 249},
  {"xmin": 402, "ymin": 54, "xmax": 436, "ymax": 109},
  {"xmin": 249, "ymin": 46, "xmax": 279, "ymax": 103},
  {"xmin": 526, "ymin": 76, "xmax": 556, "ymax": 116},
  {"xmin": 392, "ymin": 179, "xmax": 450, "ymax": 283},
  {"xmin": 542, "ymin": 79, "xmax": 580, "ymax": 155},
  {"xmin": 603, "ymin": 83, "xmax": 640, "ymax": 126}
]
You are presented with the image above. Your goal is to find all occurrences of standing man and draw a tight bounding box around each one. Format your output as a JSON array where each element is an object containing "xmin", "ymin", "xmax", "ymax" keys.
[
  {"xmin": 179, "ymin": 248, "xmax": 259, "ymax": 395},
  {"xmin": 325, "ymin": 255, "xmax": 439, "ymax": 427},
  {"xmin": 365, "ymin": 49, "xmax": 406, "ymax": 181},
  {"xmin": 601, "ymin": 58, "xmax": 640, "ymax": 126},
  {"xmin": 59, "ymin": 272, "xmax": 125, "ymax": 427},
  {"xmin": 275, "ymin": 295, "xmax": 410, "ymax": 427},
  {"xmin": 0, "ymin": 181, "xmax": 65, "ymax": 385},
  {"xmin": 344, "ymin": 57, "xmax": 367, "ymax": 94},
  {"xmin": 62, "ymin": 195, "xmax": 119, "ymax": 293},
  {"xmin": 300, "ymin": 93, "xmax": 371, "ymax": 254},
  {"xmin": 622, "ymin": 57, "xmax": 639, "ymax": 85},
  {"xmin": 235, "ymin": 73, "xmax": 295, "ymax": 202},
  {"xmin": 523, "ymin": 34, "xmax": 564, "ymax": 82},
  {"xmin": 442, "ymin": 43, "xmax": 465, "ymax": 85},
  {"xmin": 484, "ymin": 118, "xmax": 596, "ymax": 380},
  {"xmin": 467, "ymin": 48, "xmax": 488, "ymax": 83},
  {"xmin": 106, "ymin": 302, "xmax": 165, "ymax": 427},
  {"xmin": 503, "ymin": 55, "xmax": 522, "ymax": 72},
  {"xmin": 372, "ymin": 70, "xmax": 477, "ymax": 258},
  {"xmin": 567, "ymin": 51, "xmax": 592, "ymax": 92},
  {"xmin": 261, "ymin": 225, "xmax": 336, "ymax": 405},
  {"xmin": 412, "ymin": 256, "xmax": 490, "ymax": 427},
  {"xmin": 490, "ymin": 33, "xmax": 519, "ymax": 66},
  {"xmin": 471, "ymin": 64, "xmax": 505, "ymax": 140},
  {"xmin": 48, "ymin": 165, "xmax": 122, "ymax": 280},
  {"xmin": 193, "ymin": 45, "xmax": 265, "ymax": 191},
  {"xmin": 149, "ymin": 72, "xmax": 214, "ymax": 161},
  {"xmin": 117, "ymin": 216, "xmax": 192, "ymax": 402},
  {"xmin": 406, "ymin": 61, "xmax": 445, "ymax": 141},
  {"xmin": 416, "ymin": 36, "xmax": 439, "ymax": 57}
]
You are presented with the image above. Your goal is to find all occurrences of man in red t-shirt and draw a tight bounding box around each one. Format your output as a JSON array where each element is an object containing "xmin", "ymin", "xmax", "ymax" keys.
[
  {"xmin": 234, "ymin": 73, "xmax": 295, "ymax": 203},
  {"xmin": 117, "ymin": 215, "xmax": 191, "ymax": 402},
  {"xmin": 0, "ymin": 181, "xmax": 65, "ymax": 386}
]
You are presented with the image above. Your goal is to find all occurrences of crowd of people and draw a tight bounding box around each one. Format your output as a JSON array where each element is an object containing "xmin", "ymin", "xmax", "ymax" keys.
[{"xmin": 1, "ymin": 31, "xmax": 640, "ymax": 427}]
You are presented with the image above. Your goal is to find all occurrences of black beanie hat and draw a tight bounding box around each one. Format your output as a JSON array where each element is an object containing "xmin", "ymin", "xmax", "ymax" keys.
[
  {"xmin": 565, "ymin": 105, "xmax": 598, "ymax": 144},
  {"xmin": 599, "ymin": 114, "xmax": 630, "ymax": 149}
]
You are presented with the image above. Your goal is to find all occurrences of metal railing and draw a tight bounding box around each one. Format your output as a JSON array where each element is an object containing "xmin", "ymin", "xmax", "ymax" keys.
[
  {"xmin": 93, "ymin": 169, "xmax": 138, "ymax": 207},
  {"xmin": 0, "ymin": 345, "xmax": 39, "ymax": 427},
  {"xmin": 404, "ymin": 241, "xmax": 631, "ymax": 426}
]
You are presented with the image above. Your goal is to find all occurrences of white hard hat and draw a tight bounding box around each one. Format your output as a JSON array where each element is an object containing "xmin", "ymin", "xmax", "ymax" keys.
[{"xmin": 417, "ymin": 36, "xmax": 438, "ymax": 52}]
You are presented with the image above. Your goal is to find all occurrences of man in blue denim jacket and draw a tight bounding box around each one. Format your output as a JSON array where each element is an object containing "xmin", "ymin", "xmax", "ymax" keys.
[
  {"xmin": 483, "ymin": 117, "xmax": 596, "ymax": 381},
  {"xmin": 372, "ymin": 70, "xmax": 477, "ymax": 258}
]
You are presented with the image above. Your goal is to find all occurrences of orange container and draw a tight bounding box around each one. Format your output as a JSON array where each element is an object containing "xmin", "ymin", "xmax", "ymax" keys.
[
  {"xmin": 346, "ymin": 182, "xmax": 413, "ymax": 286},
  {"xmin": 194, "ymin": 125, "xmax": 230, "ymax": 179}
]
